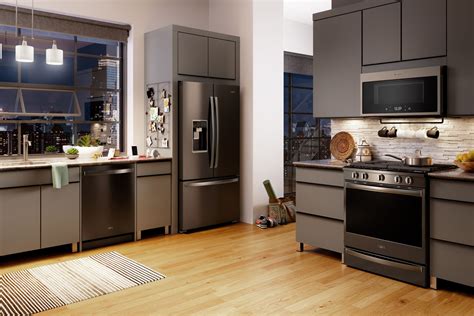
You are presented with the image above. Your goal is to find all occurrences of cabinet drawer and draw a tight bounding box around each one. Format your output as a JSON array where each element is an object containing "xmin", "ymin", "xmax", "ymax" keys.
[
  {"xmin": 296, "ymin": 182, "xmax": 344, "ymax": 220},
  {"xmin": 0, "ymin": 167, "xmax": 79, "ymax": 189},
  {"xmin": 296, "ymin": 168, "xmax": 343, "ymax": 187},
  {"xmin": 137, "ymin": 161, "xmax": 171, "ymax": 177},
  {"xmin": 431, "ymin": 239, "xmax": 474, "ymax": 287},
  {"xmin": 431, "ymin": 199, "xmax": 474, "ymax": 246},
  {"xmin": 430, "ymin": 179, "xmax": 474, "ymax": 203},
  {"xmin": 296, "ymin": 213, "xmax": 343, "ymax": 253}
]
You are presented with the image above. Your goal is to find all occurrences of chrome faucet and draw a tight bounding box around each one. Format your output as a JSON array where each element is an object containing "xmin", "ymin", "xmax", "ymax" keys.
[{"xmin": 23, "ymin": 134, "xmax": 31, "ymax": 161}]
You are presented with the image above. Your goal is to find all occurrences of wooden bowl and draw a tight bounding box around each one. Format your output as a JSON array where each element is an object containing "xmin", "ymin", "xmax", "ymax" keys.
[
  {"xmin": 65, "ymin": 153, "xmax": 79, "ymax": 160},
  {"xmin": 454, "ymin": 161, "xmax": 474, "ymax": 172}
]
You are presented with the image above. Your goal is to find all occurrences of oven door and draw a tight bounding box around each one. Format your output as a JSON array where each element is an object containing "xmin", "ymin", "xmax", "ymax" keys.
[
  {"xmin": 345, "ymin": 182, "xmax": 426, "ymax": 264},
  {"xmin": 361, "ymin": 66, "xmax": 442, "ymax": 117}
]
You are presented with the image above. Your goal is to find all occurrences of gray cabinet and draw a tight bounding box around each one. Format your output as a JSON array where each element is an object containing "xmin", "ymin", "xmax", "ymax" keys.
[
  {"xmin": 447, "ymin": 0, "xmax": 474, "ymax": 116},
  {"xmin": 295, "ymin": 167, "xmax": 344, "ymax": 253},
  {"xmin": 363, "ymin": 3, "xmax": 401, "ymax": 65},
  {"xmin": 429, "ymin": 178, "xmax": 474, "ymax": 288},
  {"xmin": 41, "ymin": 183, "xmax": 80, "ymax": 249},
  {"xmin": 402, "ymin": 0, "xmax": 447, "ymax": 60},
  {"xmin": 0, "ymin": 187, "xmax": 40, "ymax": 256},
  {"xmin": 314, "ymin": 12, "xmax": 361, "ymax": 118},
  {"xmin": 177, "ymin": 32, "xmax": 209, "ymax": 77},
  {"xmin": 209, "ymin": 38, "xmax": 236, "ymax": 80},
  {"xmin": 136, "ymin": 161, "xmax": 172, "ymax": 239}
]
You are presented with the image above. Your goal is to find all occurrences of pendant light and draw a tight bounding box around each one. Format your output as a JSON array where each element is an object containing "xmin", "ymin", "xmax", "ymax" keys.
[
  {"xmin": 15, "ymin": 0, "xmax": 34, "ymax": 63},
  {"xmin": 46, "ymin": 40, "xmax": 63, "ymax": 65}
]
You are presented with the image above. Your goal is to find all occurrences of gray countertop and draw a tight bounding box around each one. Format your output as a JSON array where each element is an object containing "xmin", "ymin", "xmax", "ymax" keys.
[
  {"xmin": 428, "ymin": 169, "xmax": 474, "ymax": 182},
  {"xmin": 0, "ymin": 156, "xmax": 172, "ymax": 172},
  {"xmin": 293, "ymin": 159, "xmax": 348, "ymax": 170}
]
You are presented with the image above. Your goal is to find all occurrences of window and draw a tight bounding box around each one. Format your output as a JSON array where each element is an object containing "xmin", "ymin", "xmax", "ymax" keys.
[
  {"xmin": 0, "ymin": 26, "xmax": 125, "ymax": 155},
  {"xmin": 284, "ymin": 73, "xmax": 331, "ymax": 196}
]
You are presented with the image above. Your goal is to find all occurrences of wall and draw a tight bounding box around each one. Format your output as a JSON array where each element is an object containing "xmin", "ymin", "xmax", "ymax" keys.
[
  {"xmin": 209, "ymin": 0, "xmax": 284, "ymax": 223},
  {"xmin": 0, "ymin": 0, "xmax": 210, "ymax": 154},
  {"xmin": 332, "ymin": 118, "xmax": 474, "ymax": 162},
  {"xmin": 283, "ymin": 19, "xmax": 312, "ymax": 56}
]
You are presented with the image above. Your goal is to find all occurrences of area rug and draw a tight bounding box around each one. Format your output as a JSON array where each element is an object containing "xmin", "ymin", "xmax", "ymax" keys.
[{"xmin": 1, "ymin": 251, "xmax": 166, "ymax": 315}]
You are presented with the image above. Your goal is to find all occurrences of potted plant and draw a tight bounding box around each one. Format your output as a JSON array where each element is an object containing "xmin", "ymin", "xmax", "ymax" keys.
[
  {"xmin": 45, "ymin": 145, "xmax": 59, "ymax": 154},
  {"xmin": 63, "ymin": 134, "xmax": 104, "ymax": 158},
  {"xmin": 65, "ymin": 147, "xmax": 79, "ymax": 160}
]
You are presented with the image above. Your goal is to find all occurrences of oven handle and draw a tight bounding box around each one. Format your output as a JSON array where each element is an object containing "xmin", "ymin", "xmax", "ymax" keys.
[
  {"xmin": 346, "ymin": 248, "xmax": 424, "ymax": 273},
  {"xmin": 345, "ymin": 182, "xmax": 423, "ymax": 197}
]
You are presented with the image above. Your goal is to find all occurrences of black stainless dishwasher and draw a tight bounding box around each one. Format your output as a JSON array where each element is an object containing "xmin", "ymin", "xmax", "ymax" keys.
[{"xmin": 82, "ymin": 163, "xmax": 135, "ymax": 249}]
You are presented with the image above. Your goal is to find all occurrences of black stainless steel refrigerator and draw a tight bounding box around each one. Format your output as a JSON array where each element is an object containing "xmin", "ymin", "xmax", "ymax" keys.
[{"xmin": 178, "ymin": 81, "xmax": 240, "ymax": 232}]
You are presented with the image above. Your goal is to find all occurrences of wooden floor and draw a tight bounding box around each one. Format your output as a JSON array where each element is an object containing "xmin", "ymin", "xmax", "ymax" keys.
[{"xmin": 1, "ymin": 223, "xmax": 473, "ymax": 315}]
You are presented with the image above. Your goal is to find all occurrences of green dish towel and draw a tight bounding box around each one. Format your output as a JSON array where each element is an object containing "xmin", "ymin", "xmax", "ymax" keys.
[{"xmin": 51, "ymin": 162, "xmax": 69, "ymax": 189}]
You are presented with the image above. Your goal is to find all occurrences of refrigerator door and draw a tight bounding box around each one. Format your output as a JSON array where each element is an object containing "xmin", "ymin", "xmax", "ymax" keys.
[
  {"xmin": 179, "ymin": 81, "xmax": 214, "ymax": 181},
  {"xmin": 179, "ymin": 177, "xmax": 240, "ymax": 231},
  {"xmin": 213, "ymin": 84, "xmax": 240, "ymax": 178}
]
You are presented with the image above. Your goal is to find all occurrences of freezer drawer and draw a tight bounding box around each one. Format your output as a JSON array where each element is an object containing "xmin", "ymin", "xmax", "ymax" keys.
[{"xmin": 179, "ymin": 177, "xmax": 240, "ymax": 231}]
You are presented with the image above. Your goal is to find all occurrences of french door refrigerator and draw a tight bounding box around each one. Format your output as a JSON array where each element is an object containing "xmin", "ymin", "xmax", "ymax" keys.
[{"xmin": 179, "ymin": 81, "xmax": 240, "ymax": 232}]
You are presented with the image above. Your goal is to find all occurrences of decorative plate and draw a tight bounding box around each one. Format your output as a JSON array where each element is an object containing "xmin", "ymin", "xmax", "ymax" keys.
[{"xmin": 330, "ymin": 132, "xmax": 356, "ymax": 161}]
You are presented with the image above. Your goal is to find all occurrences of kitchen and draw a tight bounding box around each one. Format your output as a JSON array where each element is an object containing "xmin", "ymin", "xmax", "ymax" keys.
[{"xmin": 1, "ymin": 0, "xmax": 473, "ymax": 315}]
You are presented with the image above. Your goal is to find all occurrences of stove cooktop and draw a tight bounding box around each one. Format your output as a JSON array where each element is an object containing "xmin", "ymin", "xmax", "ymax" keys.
[{"xmin": 347, "ymin": 160, "xmax": 457, "ymax": 174}]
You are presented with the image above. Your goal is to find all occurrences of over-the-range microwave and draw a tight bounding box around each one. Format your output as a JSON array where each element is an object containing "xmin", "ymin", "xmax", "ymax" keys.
[{"xmin": 361, "ymin": 66, "xmax": 445, "ymax": 117}]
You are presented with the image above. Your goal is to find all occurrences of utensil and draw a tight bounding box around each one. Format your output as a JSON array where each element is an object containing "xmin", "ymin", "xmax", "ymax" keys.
[
  {"xmin": 385, "ymin": 150, "xmax": 433, "ymax": 166},
  {"xmin": 330, "ymin": 132, "xmax": 355, "ymax": 161}
]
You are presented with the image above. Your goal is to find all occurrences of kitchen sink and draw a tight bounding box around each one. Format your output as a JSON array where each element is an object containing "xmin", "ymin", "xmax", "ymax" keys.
[{"xmin": 0, "ymin": 160, "xmax": 49, "ymax": 166}]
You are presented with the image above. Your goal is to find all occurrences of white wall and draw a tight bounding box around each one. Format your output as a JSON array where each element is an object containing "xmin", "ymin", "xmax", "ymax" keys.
[
  {"xmin": 283, "ymin": 19, "xmax": 312, "ymax": 56},
  {"xmin": 209, "ymin": 0, "xmax": 284, "ymax": 223},
  {"xmin": 0, "ymin": 0, "xmax": 210, "ymax": 154}
]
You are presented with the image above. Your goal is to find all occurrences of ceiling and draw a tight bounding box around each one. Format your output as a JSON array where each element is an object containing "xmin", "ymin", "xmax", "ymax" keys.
[{"xmin": 283, "ymin": 0, "xmax": 331, "ymax": 25}]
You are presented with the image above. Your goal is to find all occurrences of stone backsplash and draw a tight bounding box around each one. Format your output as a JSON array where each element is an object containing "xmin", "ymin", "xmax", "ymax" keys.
[{"xmin": 331, "ymin": 118, "xmax": 474, "ymax": 163}]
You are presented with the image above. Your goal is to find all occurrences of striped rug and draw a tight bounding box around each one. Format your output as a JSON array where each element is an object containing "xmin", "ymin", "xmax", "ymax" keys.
[{"xmin": 1, "ymin": 251, "xmax": 166, "ymax": 315}]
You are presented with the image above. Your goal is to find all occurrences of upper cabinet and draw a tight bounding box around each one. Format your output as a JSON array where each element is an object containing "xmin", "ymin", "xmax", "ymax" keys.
[
  {"xmin": 402, "ymin": 0, "xmax": 447, "ymax": 60},
  {"xmin": 363, "ymin": 3, "xmax": 401, "ymax": 65},
  {"xmin": 313, "ymin": 12, "xmax": 362, "ymax": 118},
  {"xmin": 177, "ymin": 31, "xmax": 238, "ymax": 80},
  {"xmin": 177, "ymin": 32, "xmax": 209, "ymax": 77},
  {"xmin": 447, "ymin": 0, "xmax": 474, "ymax": 116}
]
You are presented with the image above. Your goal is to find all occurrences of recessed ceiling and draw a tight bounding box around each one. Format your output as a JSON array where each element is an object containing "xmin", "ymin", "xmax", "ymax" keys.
[{"xmin": 284, "ymin": 0, "xmax": 332, "ymax": 25}]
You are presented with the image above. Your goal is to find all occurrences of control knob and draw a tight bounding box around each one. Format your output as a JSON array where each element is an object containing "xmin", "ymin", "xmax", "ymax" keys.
[
  {"xmin": 405, "ymin": 176, "xmax": 413, "ymax": 185},
  {"xmin": 378, "ymin": 174, "xmax": 385, "ymax": 181},
  {"xmin": 352, "ymin": 172, "xmax": 359, "ymax": 179},
  {"xmin": 394, "ymin": 175, "xmax": 402, "ymax": 184},
  {"xmin": 362, "ymin": 172, "xmax": 369, "ymax": 180}
]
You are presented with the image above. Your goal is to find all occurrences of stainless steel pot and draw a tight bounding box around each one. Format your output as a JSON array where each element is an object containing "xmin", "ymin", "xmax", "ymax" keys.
[{"xmin": 385, "ymin": 150, "xmax": 433, "ymax": 166}]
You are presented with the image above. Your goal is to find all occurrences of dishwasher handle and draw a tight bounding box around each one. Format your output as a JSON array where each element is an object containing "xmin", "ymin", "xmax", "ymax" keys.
[{"xmin": 83, "ymin": 168, "xmax": 134, "ymax": 177}]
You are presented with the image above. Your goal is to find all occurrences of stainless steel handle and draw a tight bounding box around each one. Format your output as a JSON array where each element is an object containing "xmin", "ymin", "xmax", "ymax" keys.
[
  {"xmin": 83, "ymin": 168, "xmax": 134, "ymax": 177},
  {"xmin": 385, "ymin": 154, "xmax": 403, "ymax": 161},
  {"xmin": 345, "ymin": 182, "xmax": 423, "ymax": 197},
  {"xmin": 346, "ymin": 248, "xmax": 424, "ymax": 273},
  {"xmin": 184, "ymin": 177, "xmax": 238, "ymax": 187},
  {"xmin": 209, "ymin": 96, "xmax": 216, "ymax": 169},
  {"xmin": 214, "ymin": 96, "xmax": 220, "ymax": 168}
]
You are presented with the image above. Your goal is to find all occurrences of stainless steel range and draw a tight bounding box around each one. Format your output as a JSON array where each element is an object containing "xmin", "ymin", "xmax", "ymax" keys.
[{"xmin": 343, "ymin": 161, "xmax": 456, "ymax": 287}]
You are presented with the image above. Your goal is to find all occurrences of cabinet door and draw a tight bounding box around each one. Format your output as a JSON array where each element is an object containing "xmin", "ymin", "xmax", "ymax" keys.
[
  {"xmin": 363, "ymin": 3, "xmax": 401, "ymax": 65},
  {"xmin": 209, "ymin": 38, "xmax": 236, "ymax": 80},
  {"xmin": 41, "ymin": 183, "xmax": 80, "ymax": 249},
  {"xmin": 314, "ymin": 12, "xmax": 361, "ymax": 118},
  {"xmin": 177, "ymin": 32, "xmax": 208, "ymax": 77},
  {"xmin": 0, "ymin": 187, "xmax": 40, "ymax": 256},
  {"xmin": 447, "ymin": 0, "xmax": 474, "ymax": 116},
  {"xmin": 402, "ymin": 0, "xmax": 446, "ymax": 60},
  {"xmin": 137, "ymin": 175, "xmax": 171, "ymax": 232}
]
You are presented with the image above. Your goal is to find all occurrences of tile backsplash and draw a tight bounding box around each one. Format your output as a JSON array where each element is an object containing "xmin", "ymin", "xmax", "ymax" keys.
[{"xmin": 331, "ymin": 118, "xmax": 474, "ymax": 163}]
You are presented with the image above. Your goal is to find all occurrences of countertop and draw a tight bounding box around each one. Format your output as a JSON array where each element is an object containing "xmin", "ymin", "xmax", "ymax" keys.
[
  {"xmin": 428, "ymin": 169, "xmax": 474, "ymax": 182},
  {"xmin": 293, "ymin": 159, "xmax": 348, "ymax": 170},
  {"xmin": 0, "ymin": 156, "xmax": 172, "ymax": 172}
]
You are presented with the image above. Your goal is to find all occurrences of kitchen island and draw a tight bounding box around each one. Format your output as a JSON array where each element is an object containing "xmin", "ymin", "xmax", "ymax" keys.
[{"xmin": 0, "ymin": 156, "xmax": 172, "ymax": 257}]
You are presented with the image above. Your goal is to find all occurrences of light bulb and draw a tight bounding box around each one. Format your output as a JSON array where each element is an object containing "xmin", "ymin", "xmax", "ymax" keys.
[
  {"xmin": 46, "ymin": 40, "xmax": 63, "ymax": 65},
  {"xmin": 15, "ymin": 37, "xmax": 34, "ymax": 63}
]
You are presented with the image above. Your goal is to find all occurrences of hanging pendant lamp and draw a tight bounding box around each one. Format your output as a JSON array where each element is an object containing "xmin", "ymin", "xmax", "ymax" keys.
[
  {"xmin": 46, "ymin": 40, "xmax": 63, "ymax": 65},
  {"xmin": 15, "ymin": 0, "xmax": 34, "ymax": 63}
]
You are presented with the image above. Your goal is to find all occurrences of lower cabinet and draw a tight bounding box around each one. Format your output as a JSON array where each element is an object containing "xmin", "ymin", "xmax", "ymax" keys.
[
  {"xmin": 41, "ymin": 183, "xmax": 80, "ymax": 249},
  {"xmin": 296, "ymin": 213, "xmax": 343, "ymax": 253},
  {"xmin": 0, "ymin": 186, "xmax": 41, "ymax": 256}
]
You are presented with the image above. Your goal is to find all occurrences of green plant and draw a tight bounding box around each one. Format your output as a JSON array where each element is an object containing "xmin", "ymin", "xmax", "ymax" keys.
[
  {"xmin": 45, "ymin": 145, "xmax": 58, "ymax": 153},
  {"xmin": 76, "ymin": 134, "xmax": 98, "ymax": 147},
  {"xmin": 66, "ymin": 147, "xmax": 79, "ymax": 155}
]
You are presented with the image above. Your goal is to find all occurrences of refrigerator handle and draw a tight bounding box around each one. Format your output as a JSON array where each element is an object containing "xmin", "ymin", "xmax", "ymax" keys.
[
  {"xmin": 209, "ymin": 96, "xmax": 216, "ymax": 169},
  {"xmin": 214, "ymin": 96, "xmax": 220, "ymax": 169}
]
